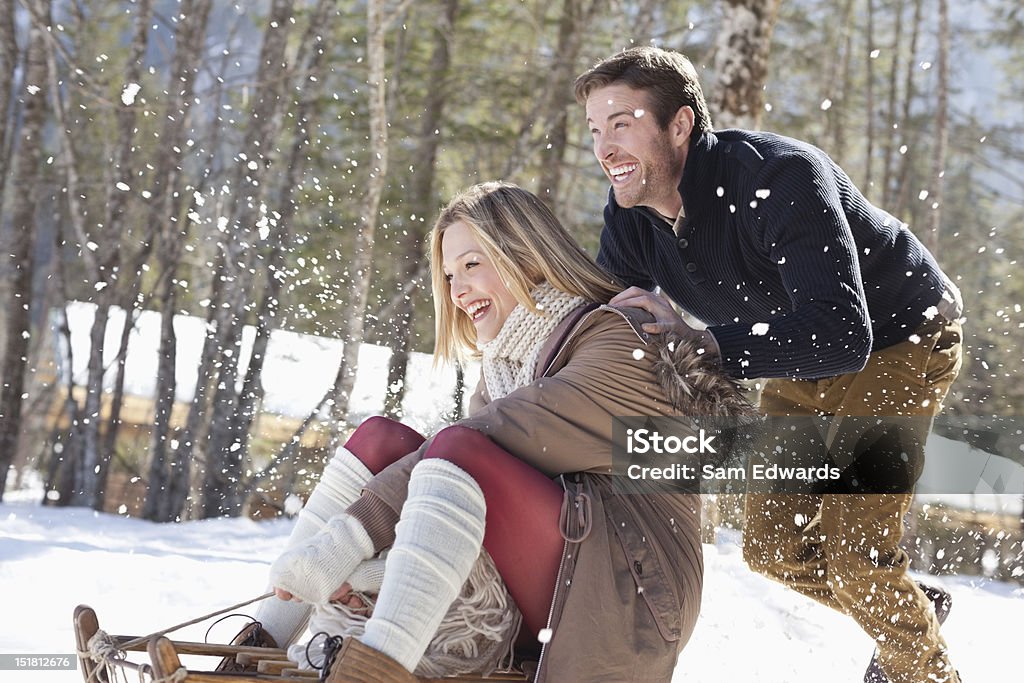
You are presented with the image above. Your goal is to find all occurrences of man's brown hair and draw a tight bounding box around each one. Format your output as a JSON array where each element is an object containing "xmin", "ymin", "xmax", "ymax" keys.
[{"xmin": 575, "ymin": 46, "xmax": 713, "ymax": 134}]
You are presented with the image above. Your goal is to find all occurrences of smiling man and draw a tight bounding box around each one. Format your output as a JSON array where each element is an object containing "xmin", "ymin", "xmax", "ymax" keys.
[{"xmin": 575, "ymin": 47, "xmax": 964, "ymax": 683}]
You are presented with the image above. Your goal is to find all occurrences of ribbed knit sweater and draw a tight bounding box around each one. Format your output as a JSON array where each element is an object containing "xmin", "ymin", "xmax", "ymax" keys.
[{"xmin": 597, "ymin": 129, "xmax": 952, "ymax": 380}]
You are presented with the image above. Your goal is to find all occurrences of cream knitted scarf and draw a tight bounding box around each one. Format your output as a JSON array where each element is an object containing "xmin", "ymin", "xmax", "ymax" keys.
[{"xmin": 480, "ymin": 282, "xmax": 586, "ymax": 400}]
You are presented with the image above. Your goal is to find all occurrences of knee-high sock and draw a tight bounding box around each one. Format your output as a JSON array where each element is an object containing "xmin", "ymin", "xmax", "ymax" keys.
[
  {"xmin": 360, "ymin": 459, "xmax": 486, "ymax": 672},
  {"xmin": 256, "ymin": 447, "xmax": 372, "ymax": 646}
]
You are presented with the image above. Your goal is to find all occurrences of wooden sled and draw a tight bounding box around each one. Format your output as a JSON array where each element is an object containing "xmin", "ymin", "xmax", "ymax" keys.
[{"xmin": 74, "ymin": 605, "xmax": 527, "ymax": 683}]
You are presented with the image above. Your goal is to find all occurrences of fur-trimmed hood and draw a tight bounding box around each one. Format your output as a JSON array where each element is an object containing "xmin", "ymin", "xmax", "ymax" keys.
[
  {"xmin": 598, "ymin": 305, "xmax": 756, "ymax": 420},
  {"xmin": 652, "ymin": 331, "xmax": 757, "ymax": 419}
]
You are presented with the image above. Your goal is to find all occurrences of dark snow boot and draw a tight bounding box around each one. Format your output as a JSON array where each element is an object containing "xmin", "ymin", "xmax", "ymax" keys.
[
  {"xmin": 215, "ymin": 621, "xmax": 279, "ymax": 672},
  {"xmin": 863, "ymin": 583, "xmax": 953, "ymax": 683}
]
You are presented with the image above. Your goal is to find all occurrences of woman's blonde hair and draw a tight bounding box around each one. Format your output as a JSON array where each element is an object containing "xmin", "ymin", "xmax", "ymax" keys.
[{"xmin": 430, "ymin": 181, "xmax": 622, "ymax": 363}]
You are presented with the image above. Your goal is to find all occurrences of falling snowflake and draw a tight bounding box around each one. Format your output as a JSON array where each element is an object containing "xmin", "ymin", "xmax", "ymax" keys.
[{"xmin": 121, "ymin": 82, "xmax": 141, "ymax": 105}]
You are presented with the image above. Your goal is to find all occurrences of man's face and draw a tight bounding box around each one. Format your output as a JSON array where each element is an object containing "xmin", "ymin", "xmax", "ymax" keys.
[{"xmin": 585, "ymin": 84, "xmax": 688, "ymax": 218}]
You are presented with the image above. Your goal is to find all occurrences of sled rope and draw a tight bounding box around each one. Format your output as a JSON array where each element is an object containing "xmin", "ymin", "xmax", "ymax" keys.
[
  {"xmin": 118, "ymin": 591, "xmax": 275, "ymax": 651},
  {"xmin": 79, "ymin": 592, "xmax": 274, "ymax": 683},
  {"xmin": 80, "ymin": 628, "xmax": 129, "ymax": 683}
]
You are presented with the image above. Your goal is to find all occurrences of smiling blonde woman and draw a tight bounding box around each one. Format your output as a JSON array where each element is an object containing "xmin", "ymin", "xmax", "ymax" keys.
[{"xmin": 245, "ymin": 182, "xmax": 750, "ymax": 683}]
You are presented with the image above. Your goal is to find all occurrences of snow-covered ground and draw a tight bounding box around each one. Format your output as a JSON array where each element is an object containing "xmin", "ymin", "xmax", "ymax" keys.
[
  {"xmin": 7, "ymin": 306, "xmax": 1020, "ymax": 680},
  {"xmin": 1, "ymin": 490, "xmax": 1020, "ymax": 682}
]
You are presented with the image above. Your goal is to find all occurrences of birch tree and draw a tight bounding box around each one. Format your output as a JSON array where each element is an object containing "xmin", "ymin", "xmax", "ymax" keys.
[{"xmin": 710, "ymin": 0, "xmax": 782, "ymax": 130}]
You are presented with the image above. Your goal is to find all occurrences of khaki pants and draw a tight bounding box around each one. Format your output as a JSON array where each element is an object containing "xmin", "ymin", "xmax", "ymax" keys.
[{"xmin": 743, "ymin": 317, "xmax": 963, "ymax": 683}]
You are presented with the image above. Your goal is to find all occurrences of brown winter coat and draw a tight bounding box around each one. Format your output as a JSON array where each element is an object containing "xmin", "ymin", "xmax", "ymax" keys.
[{"xmin": 349, "ymin": 305, "xmax": 750, "ymax": 682}]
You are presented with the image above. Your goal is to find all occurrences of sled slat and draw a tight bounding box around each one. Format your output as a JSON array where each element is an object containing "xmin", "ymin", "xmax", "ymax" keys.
[
  {"xmin": 148, "ymin": 636, "xmax": 184, "ymax": 679},
  {"xmin": 256, "ymin": 658, "xmax": 297, "ymax": 674},
  {"xmin": 73, "ymin": 605, "xmax": 107, "ymax": 683},
  {"xmin": 236, "ymin": 651, "xmax": 292, "ymax": 669},
  {"xmin": 115, "ymin": 635, "xmax": 287, "ymax": 658}
]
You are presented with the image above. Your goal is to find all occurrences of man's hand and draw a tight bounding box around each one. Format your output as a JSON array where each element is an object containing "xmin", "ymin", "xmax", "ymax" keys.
[
  {"xmin": 610, "ymin": 287, "xmax": 686, "ymax": 336},
  {"xmin": 609, "ymin": 287, "xmax": 720, "ymax": 360}
]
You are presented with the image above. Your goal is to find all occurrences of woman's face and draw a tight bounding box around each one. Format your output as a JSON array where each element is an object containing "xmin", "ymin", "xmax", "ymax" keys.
[{"xmin": 441, "ymin": 220, "xmax": 520, "ymax": 345}]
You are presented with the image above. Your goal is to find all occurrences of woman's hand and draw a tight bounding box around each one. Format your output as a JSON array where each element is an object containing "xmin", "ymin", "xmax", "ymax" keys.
[{"xmin": 272, "ymin": 582, "xmax": 366, "ymax": 608}]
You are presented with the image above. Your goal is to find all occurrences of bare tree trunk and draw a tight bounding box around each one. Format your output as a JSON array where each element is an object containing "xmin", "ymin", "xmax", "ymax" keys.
[
  {"xmin": 44, "ymin": 205, "xmax": 80, "ymax": 505},
  {"xmin": 864, "ymin": 0, "xmax": 876, "ymax": 195},
  {"xmin": 535, "ymin": 0, "xmax": 607, "ymax": 205},
  {"xmin": 143, "ymin": 283, "xmax": 180, "ymax": 514},
  {"xmin": 72, "ymin": 303, "xmax": 109, "ymax": 507},
  {"xmin": 327, "ymin": 0, "xmax": 410, "ymax": 448},
  {"xmin": 925, "ymin": 0, "xmax": 949, "ymax": 254},
  {"xmin": 448, "ymin": 362, "xmax": 466, "ymax": 423},
  {"xmin": 97, "ymin": 307, "xmax": 140, "ymax": 507},
  {"xmin": 68, "ymin": 0, "xmax": 153, "ymax": 511},
  {"xmin": 0, "ymin": 0, "xmax": 16, "ymax": 203},
  {"xmin": 0, "ymin": 0, "xmax": 49, "ymax": 501},
  {"xmin": 48, "ymin": 305, "xmax": 81, "ymax": 506},
  {"xmin": 710, "ymin": 0, "xmax": 782, "ymax": 130},
  {"xmin": 893, "ymin": 0, "xmax": 923, "ymax": 219},
  {"xmin": 175, "ymin": 256, "xmax": 227, "ymax": 520},
  {"xmin": 830, "ymin": 0, "xmax": 857, "ymax": 162},
  {"xmin": 235, "ymin": 0, "xmax": 337, "ymax": 464},
  {"xmin": 142, "ymin": 0, "xmax": 213, "ymax": 522},
  {"xmin": 34, "ymin": 0, "xmax": 102, "ymax": 507},
  {"xmin": 91, "ymin": 0, "xmax": 154, "ymax": 511},
  {"xmin": 384, "ymin": 0, "xmax": 458, "ymax": 419},
  {"xmin": 880, "ymin": 0, "xmax": 905, "ymax": 208},
  {"xmin": 202, "ymin": 0, "xmax": 296, "ymax": 518}
]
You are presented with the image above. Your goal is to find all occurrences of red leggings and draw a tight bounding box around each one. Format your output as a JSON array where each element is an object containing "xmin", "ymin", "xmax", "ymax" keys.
[{"xmin": 343, "ymin": 416, "xmax": 563, "ymax": 636}]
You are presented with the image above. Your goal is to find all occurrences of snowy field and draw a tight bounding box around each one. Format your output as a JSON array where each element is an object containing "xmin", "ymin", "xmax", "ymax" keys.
[{"xmin": 1, "ymin": 489, "xmax": 1020, "ymax": 682}]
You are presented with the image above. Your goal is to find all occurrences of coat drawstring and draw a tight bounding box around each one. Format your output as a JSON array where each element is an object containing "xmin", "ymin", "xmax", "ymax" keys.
[{"xmin": 558, "ymin": 476, "xmax": 592, "ymax": 543}]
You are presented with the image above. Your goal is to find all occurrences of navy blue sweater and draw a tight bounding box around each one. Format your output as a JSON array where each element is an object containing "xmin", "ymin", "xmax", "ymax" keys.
[{"xmin": 597, "ymin": 129, "xmax": 952, "ymax": 380}]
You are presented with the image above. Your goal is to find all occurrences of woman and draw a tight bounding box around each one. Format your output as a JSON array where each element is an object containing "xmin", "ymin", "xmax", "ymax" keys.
[{"xmin": 245, "ymin": 182, "xmax": 750, "ymax": 682}]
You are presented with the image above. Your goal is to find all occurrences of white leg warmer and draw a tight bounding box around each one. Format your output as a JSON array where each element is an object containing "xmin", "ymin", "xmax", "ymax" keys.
[
  {"xmin": 257, "ymin": 447, "xmax": 372, "ymax": 646},
  {"xmin": 360, "ymin": 459, "xmax": 486, "ymax": 673}
]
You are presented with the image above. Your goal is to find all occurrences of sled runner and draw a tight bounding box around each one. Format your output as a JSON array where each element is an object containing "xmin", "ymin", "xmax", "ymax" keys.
[{"xmin": 74, "ymin": 605, "xmax": 527, "ymax": 683}]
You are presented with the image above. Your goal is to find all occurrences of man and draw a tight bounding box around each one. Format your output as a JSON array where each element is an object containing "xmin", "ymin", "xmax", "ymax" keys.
[{"xmin": 575, "ymin": 47, "xmax": 963, "ymax": 683}]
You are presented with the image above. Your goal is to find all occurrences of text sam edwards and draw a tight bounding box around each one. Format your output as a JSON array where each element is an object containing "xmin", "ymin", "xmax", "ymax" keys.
[{"xmin": 626, "ymin": 463, "xmax": 842, "ymax": 482}]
